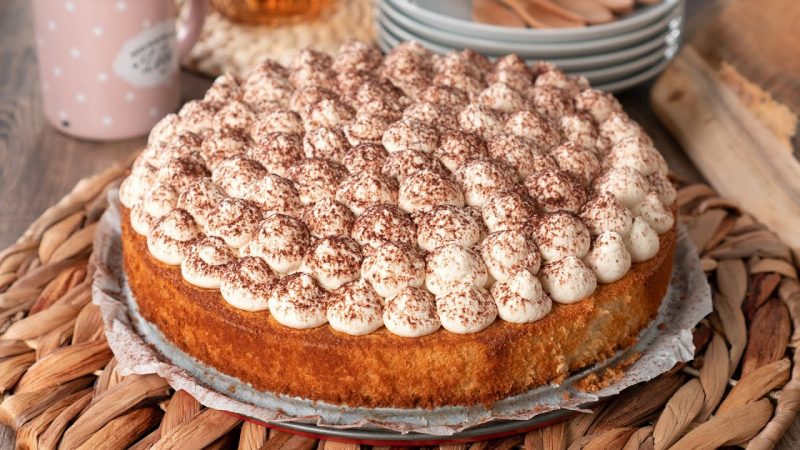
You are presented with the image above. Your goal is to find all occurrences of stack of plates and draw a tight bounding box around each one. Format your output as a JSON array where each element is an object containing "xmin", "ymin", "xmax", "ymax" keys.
[{"xmin": 376, "ymin": 0, "xmax": 683, "ymax": 92}]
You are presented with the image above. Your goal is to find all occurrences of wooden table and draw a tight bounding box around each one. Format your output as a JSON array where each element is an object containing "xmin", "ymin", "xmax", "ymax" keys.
[{"xmin": 1, "ymin": 0, "xmax": 797, "ymax": 447}]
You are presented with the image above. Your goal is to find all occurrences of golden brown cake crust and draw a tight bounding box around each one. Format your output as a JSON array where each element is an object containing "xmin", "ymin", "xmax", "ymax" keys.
[{"xmin": 122, "ymin": 208, "xmax": 675, "ymax": 409}]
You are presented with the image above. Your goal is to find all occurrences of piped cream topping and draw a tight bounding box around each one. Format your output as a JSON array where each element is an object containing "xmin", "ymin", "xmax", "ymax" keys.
[
  {"xmin": 579, "ymin": 192, "xmax": 633, "ymax": 237},
  {"xmin": 575, "ymin": 88, "xmax": 621, "ymax": 123},
  {"xmin": 648, "ymin": 172, "xmax": 677, "ymax": 206},
  {"xmin": 220, "ymin": 256, "xmax": 277, "ymax": 311},
  {"xmin": 436, "ymin": 287, "xmax": 497, "ymax": 334},
  {"xmin": 300, "ymin": 236, "xmax": 363, "ymax": 290},
  {"xmin": 633, "ymin": 192, "xmax": 674, "ymax": 234},
  {"xmin": 481, "ymin": 191, "xmax": 538, "ymax": 233},
  {"xmin": 181, "ymin": 236, "xmax": 237, "ymax": 289},
  {"xmin": 381, "ymin": 149, "xmax": 448, "ymax": 183},
  {"xmin": 382, "ymin": 119, "xmax": 439, "ymax": 153},
  {"xmin": 625, "ymin": 216, "xmax": 660, "ymax": 262},
  {"xmin": 200, "ymin": 128, "xmax": 250, "ymax": 170},
  {"xmin": 342, "ymin": 143, "xmax": 388, "ymax": 173},
  {"xmin": 599, "ymin": 112, "xmax": 643, "ymax": 145},
  {"xmin": 477, "ymin": 82, "xmax": 526, "ymax": 113},
  {"xmin": 486, "ymin": 134, "xmax": 538, "ymax": 180},
  {"xmin": 244, "ymin": 174, "xmax": 301, "ymax": 217},
  {"xmin": 491, "ymin": 270, "xmax": 550, "ymax": 324},
  {"xmin": 453, "ymin": 160, "xmax": 515, "ymax": 207},
  {"xmin": 402, "ymin": 101, "xmax": 457, "ymax": 129},
  {"xmin": 303, "ymin": 126, "xmax": 349, "ymax": 163},
  {"xmin": 593, "ymin": 167, "xmax": 649, "ymax": 209},
  {"xmin": 178, "ymin": 100, "xmax": 216, "ymax": 135},
  {"xmin": 248, "ymin": 132, "xmax": 305, "ymax": 176},
  {"xmin": 524, "ymin": 169, "xmax": 587, "ymax": 214},
  {"xmin": 252, "ymin": 110, "xmax": 304, "ymax": 136},
  {"xmin": 418, "ymin": 84, "xmax": 469, "ymax": 109},
  {"xmin": 531, "ymin": 85, "xmax": 575, "ymax": 121},
  {"xmin": 333, "ymin": 40, "xmax": 382, "ymax": 73},
  {"xmin": 327, "ymin": 280, "xmax": 384, "ymax": 335},
  {"xmin": 583, "ymin": 231, "xmax": 631, "ymax": 284},
  {"xmin": 416, "ymin": 205, "xmax": 481, "ymax": 251},
  {"xmin": 533, "ymin": 212, "xmax": 591, "ymax": 262},
  {"xmin": 147, "ymin": 209, "xmax": 202, "ymax": 265},
  {"xmin": 558, "ymin": 114, "xmax": 600, "ymax": 153},
  {"xmin": 302, "ymin": 198, "xmax": 354, "ymax": 238},
  {"xmin": 607, "ymin": 135, "xmax": 664, "ymax": 176},
  {"xmin": 426, "ymin": 244, "xmax": 488, "ymax": 297},
  {"xmin": 481, "ymin": 230, "xmax": 541, "ymax": 283},
  {"xmin": 156, "ymin": 154, "xmax": 208, "ymax": 194},
  {"xmin": 351, "ymin": 204, "xmax": 416, "ymax": 252},
  {"xmin": 362, "ymin": 241, "xmax": 425, "ymax": 299},
  {"xmin": 120, "ymin": 164, "xmax": 158, "ymax": 208},
  {"xmin": 177, "ymin": 178, "xmax": 227, "ymax": 227},
  {"xmin": 305, "ymin": 98, "xmax": 354, "ymax": 130},
  {"xmin": 212, "ymin": 156, "xmax": 267, "ymax": 199},
  {"xmin": 244, "ymin": 213, "xmax": 310, "ymax": 273},
  {"xmin": 549, "ymin": 142, "xmax": 601, "ymax": 185},
  {"xmin": 336, "ymin": 170, "xmax": 399, "ymax": 215},
  {"xmin": 124, "ymin": 44, "xmax": 677, "ymax": 336},
  {"xmin": 398, "ymin": 170, "xmax": 464, "ymax": 213},
  {"xmin": 458, "ymin": 104, "xmax": 504, "ymax": 139},
  {"xmin": 540, "ymin": 256, "xmax": 597, "ymax": 304},
  {"xmin": 130, "ymin": 184, "xmax": 178, "ymax": 236},
  {"xmin": 434, "ymin": 130, "xmax": 488, "ymax": 172},
  {"xmin": 342, "ymin": 113, "xmax": 390, "ymax": 146},
  {"xmin": 285, "ymin": 158, "xmax": 348, "ymax": 205},
  {"xmin": 383, "ymin": 287, "xmax": 441, "ymax": 337},
  {"xmin": 205, "ymin": 198, "xmax": 263, "ymax": 249},
  {"xmin": 504, "ymin": 110, "xmax": 561, "ymax": 152},
  {"xmin": 268, "ymin": 273, "xmax": 328, "ymax": 329}
]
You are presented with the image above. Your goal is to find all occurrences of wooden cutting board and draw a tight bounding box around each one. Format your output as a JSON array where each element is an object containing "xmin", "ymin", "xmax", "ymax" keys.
[{"xmin": 651, "ymin": 0, "xmax": 800, "ymax": 250}]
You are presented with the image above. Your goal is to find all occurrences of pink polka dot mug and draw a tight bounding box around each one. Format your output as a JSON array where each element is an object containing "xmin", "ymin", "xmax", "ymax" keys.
[{"xmin": 32, "ymin": 0, "xmax": 207, "ymax": 140}]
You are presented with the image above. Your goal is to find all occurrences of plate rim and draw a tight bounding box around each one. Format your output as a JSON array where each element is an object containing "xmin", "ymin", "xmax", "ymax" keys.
[
  {"xmin": 579, "ymin": 43, "xmax": 671, "ymax": 84},
  {"xmin": 594, "ymin": 56, "xmax": 674, "ymax": 92},
  {"xmin": 378, "ymin": 24, "xmax": 672, "ymax": 72},
  {"xmin": 377, "ymin": 22, "xmax": 679, "ymax": 88}
]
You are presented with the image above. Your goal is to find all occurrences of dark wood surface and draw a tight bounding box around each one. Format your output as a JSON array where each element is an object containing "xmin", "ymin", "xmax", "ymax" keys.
[{"xmin": 0, "ymin": 0, "xmax": 796, "ymax": 446}]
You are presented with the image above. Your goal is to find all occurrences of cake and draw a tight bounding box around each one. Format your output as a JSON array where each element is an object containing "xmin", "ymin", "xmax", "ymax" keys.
[{"xmin": 119, "ymin": 41, "xmax": 678, "ymax": 409}]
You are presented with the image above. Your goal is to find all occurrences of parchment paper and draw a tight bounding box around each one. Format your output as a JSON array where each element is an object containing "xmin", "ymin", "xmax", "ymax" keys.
[{"xmin": 91, "ymin": 190, "xmax": 712, "ymax": 435}]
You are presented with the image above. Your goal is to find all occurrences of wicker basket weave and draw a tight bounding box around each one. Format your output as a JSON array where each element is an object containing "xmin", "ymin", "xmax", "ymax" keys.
[{"xmin": 0, "ymin": 162, "xmax": 798, "ymax": 449}]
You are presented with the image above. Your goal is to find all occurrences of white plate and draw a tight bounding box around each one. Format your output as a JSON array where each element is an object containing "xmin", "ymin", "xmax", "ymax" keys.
[
  {"xmin": 385, "ymin": 0, "xmax": 679, "ymax": 43},
  {"xmin": 580, "ymin": 38, "xmax": 676, "ymax": 84},
  {"xmin": 594, "ymin": 56, "xmax": 673, "ymax": 92},
  {"xmin": 378, "ymin": 20, "xmax": 672, "ymax": 72},
  {"xmin": 376, "ymin": 27, "xmax": 678, "ymax": 91},
  {"xmin": 378, "ymin": 21, "xmax": 679, "ymax": 82},
  {"xmin": 380, "ymin": 0, "xmax": 682, "ymax": 57}
]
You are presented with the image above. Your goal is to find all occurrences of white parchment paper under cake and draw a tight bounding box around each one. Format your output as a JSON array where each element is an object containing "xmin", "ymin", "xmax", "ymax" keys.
[{"xmin": 91, "ymin": 190, "xmax": 712, "ymax": 435}]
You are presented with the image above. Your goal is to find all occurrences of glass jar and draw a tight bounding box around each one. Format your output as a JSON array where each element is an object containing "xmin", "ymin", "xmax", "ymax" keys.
[{"xmin": 210, "ymin": 0, "xmax": 332, "ymax": 25}]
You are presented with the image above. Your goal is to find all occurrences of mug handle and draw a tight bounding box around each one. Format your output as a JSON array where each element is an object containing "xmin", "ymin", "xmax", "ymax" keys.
[{"xmin": 177, "ymin": 0, "xmax": 208, "ymax": 59}]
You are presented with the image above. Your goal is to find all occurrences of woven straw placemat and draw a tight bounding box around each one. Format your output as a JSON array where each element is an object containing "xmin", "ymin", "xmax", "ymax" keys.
[
  {"xmin": 0, "ymin": 161, "xmax": 799, "ymax": 449},
  {"xmin": 179, "ymin": 0, "xmax": 376, "ymax": 78}
]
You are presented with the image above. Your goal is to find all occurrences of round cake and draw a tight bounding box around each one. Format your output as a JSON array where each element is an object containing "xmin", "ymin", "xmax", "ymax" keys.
[{"xmin": 119, "ymin": 41, "xmax": 678, "ymax": 409}]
